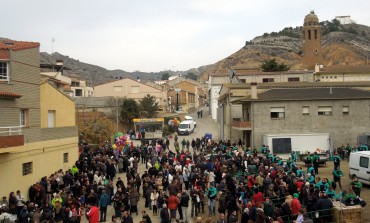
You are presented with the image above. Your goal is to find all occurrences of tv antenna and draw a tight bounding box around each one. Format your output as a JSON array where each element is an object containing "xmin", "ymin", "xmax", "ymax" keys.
[{"xmin": 51, "ymin": 38, "xmax": 55, "ymax": 62}]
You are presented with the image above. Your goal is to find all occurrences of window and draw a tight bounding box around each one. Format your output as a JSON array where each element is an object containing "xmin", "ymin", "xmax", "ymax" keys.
[
  {"xmin": 113, "ymin": 86, "xmax": 122, "ymax": 92},
  {"xmin": 20, "ymin": 109, "xmax": 29, "ymax": 127},
  {"xmin": 131, "ymin": 86, "xmax": 140, "ymax": 93},
  {"xmin": 360, "ymin": 156, "xmax": 369, "ymax": 168},
  {"xmin": 240, "ymin": 79, "xmax": 246, "ymax": 83},
  {"xmin": 288, "ymin": 77, "xmax": 300, "ymax": 82},
  {"xmin": 342, "ymin": 106, "xmax": 349, "ymax": 115},
  {"xmin": 308, "ymin": 30, "xmax": 311, "ymax": 40},
  {"xmin": 318, "ymin": 106, "xmax": 332, "ymax": 116},
  {"xmin": 63, "ymin": 153, "xmax": 69, "ymax": 163},
  {"xmin": 48, "ymin": 110, "xmax": 55, "ymax": 128},
  {"xmin": 263, "ymin": 78, "xmax": 274, "ymax": 83},
  {"xmin": 314, "ymin": 30, "xmax": 318, "ymax": 39},
  {"xmin": 302, "ymin": 106, "xmax": 309, "ymax": 115},
  {"xmin": 75, "ymin": 89, "xmax": 82, "ymax": 97},
  {"xmin": 0, "ymin": 61, "xmax": 9, "ymax": 81},
  {"xmin": 270, "ymin": 107, "xmax": 285, "ymax": 118},
  {"xmin": 22, "ymin": 162, "xmax": 33, "ymax": 176}
]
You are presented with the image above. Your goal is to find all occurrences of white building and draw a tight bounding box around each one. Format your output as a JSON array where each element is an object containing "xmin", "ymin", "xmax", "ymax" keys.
[{"xmin": 335, "ymin": 16, "xmax": 354, "ymax": 25}]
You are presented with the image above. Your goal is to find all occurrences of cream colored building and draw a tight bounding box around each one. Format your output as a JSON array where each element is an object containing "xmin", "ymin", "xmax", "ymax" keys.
[
  {"xmin": 0, "ymin": 39, "xmax": 78, "ymax": 196},
  {"xmin": 94, "ymin": 77, "xmax": 167, "ymax": 109}
]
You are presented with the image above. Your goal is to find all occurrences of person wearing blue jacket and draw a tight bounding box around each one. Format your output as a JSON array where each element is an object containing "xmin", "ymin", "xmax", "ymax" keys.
[
  {"xmin": 206, "ymin": 183, "xmax": 217, "ymax": 217},
  {"xmin": 99, "ymin": 190, "xmax": 110, "ymax": 222}
]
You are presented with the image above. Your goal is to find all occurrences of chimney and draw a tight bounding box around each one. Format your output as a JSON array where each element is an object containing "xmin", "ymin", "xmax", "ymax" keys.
[
  {"xmin": 250, "ymin": 82, "xmax": 258, "ymax": 99},
  {"xmin": 314, "ymin": 63, "xmax": 320, "ymax": 73}
]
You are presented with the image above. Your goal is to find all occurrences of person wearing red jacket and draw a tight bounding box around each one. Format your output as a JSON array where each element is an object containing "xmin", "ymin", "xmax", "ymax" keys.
[
  {"xmin": 247, "ymin": 175, "xmax": 255, "ymax": 189},
  {"xmin": 290, "ymin": 193, "xmax": 302, "ymax": 216},
  {"xmin": 167, "ymin": 194, "xmax": 179, "ymax": 220},
  {"xmin": 86, "ymin": 203, "xmax": 99, "ymax": 223},
  {"xmin": 252, "ymin": 189, "xmax": 264, "ymax": 207}
]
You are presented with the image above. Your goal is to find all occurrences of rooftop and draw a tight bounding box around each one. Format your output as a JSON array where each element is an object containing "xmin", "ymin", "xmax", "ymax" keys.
[
  {"xmin": 222, "ymin": 81, "xmax": 370, "ymax": 89},
  {"xmin": 318, "ymin": 65, "xmax": 370, "ymax": 74},
  {"xmin": 0, "ymin": 39, "xmax": 40, "ymax": 51},
  {"xmin": 234, "ymin": 87, "xmax": 370, "ymax": 103}
]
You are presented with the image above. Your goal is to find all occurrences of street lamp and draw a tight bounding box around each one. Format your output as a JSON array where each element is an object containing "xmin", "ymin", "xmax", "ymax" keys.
[{"xmin": 175, "ymin": 88, "xmax": 181, "ymax": 111}]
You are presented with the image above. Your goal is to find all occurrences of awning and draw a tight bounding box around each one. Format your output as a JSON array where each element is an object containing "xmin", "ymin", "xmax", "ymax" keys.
[{"xmin": 0, "ymin": 91, "xmax": 22, "ymax": 98}]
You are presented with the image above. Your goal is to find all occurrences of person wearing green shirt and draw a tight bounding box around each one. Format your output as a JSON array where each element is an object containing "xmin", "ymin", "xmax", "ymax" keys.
[
  {"xmin": 71, "ymin": 165, "xmax": 79, "ymax": 175},
  {"xmin": 343, "ymin": 188, "xmax": 357, "ymax": 206},
  {"xmin": 260, "ymin": 145, "xmax": 267, "ymax": 154},
  {"xmin": 326, "ymin": 187, "xmax": 336, "ymax": 199},
  {"xmin": 351, "ymin": 177, "xmax": 362, "ymax": 196},
  {"xmin": 296, "ymin": 167, "xmax": 304, "ymax": 178},
  {"xmin": 291, "ymin": 151, "xmax": 297, "ymax": 162},
  {"xmin": 306, "ymin": 153, "xmax": 312, "ymax": 165},
  {"xmin": 333, "ymin": 166, "xmax": 343, "ymax": 190},
  {"xmin": 333, "ymin": 153, "xmax": 341, "ymax": 169},
  {"xmin": 306, "ymin": 173, "xmax": 315, "ymax": 185},
  {"xmin": 307, "ymin": 165, "xmax": 315, "ymax": 176},
  {"xmin": 312, "ymin": 152, "xmax": 320, "ymax": 174}
]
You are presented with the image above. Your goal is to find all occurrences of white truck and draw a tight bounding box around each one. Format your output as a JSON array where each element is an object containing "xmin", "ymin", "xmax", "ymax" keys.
[
  {"xmin": 263, "ymin": 133, "xmax": 330, "ymax": 159},
  {"xmin": 178, "ymin": 120, "xmax": 195, "ymax": 135}
]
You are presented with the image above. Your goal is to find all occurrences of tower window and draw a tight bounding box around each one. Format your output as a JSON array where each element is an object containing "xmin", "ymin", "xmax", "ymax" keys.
[
  {"xmin": 308, "ymin": 30, "xmax": 311, "ymax": 40},
  {"xmin": 315, "ymin": 30, "xmax": 318, "ymax": 39}
]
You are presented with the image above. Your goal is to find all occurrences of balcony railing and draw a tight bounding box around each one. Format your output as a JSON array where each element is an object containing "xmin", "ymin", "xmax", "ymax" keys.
[
  {"xmin": 0, "ymin": 126, "xmax": 23, "ymax": 136},
  {"xmin": 232, "ymin": 120, "xmax": 252, "ymax": 128},
  {"xmin": 0, "ymin": 126, "xmax": 24, "ymax": 149}
]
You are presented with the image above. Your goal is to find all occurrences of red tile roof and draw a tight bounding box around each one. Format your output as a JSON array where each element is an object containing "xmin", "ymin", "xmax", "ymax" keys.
[
  {"xmin": 0, "ymin": 91, "xmax": 22, "ymax": 98},
  {"xmin": 0, "ymin": 39, "xmax": 40, "ymax": 51}
]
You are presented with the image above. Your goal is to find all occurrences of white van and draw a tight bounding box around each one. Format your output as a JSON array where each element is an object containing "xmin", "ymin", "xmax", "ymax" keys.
[
  {"xmin": 178, "ymin": 120, "xmax": 195, "ymax": 135},
  {"xmin": 349, "ymin": 151, "xmax": 370, "ymax": 185},
  {"xmin": 184, "ymin": 115, "xmax": 196, "ymax": 128}
]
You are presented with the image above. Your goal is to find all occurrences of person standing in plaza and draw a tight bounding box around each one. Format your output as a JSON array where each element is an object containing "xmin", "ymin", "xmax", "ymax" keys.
[
  {"xmin": 206, "ymin": 183, "xmax": 217, "ymax": 217},
  {"xmin": 333, "ymin": 166, "xmax": 343, "ymax": 190},
  {"xmin": 16, "ymin": 190, "xmax": 25, "ymax": 217},
  {"xmin": 160, "ymin": 204, "xmax": 170, "ymax": 223},
  {"xmin": 312, "ymin": 152, "xmax": 320, "ymax": 175},
  {"xmin": 99, "ymin": 190, "xmax": 110, "ymax": 222},
  {"xmin": 86, "ymin": 203, "xmax": 99, "ymax": 223},
  {"xmin": 180, "ymin": 189, "xmax": 190, "ymax": 223},
  {"xmin": 167, "ymin": 193, "xmax": 179, "ymax": 220},
  {"xmin": 129, "ymin": 188, "xmax": 140, "ymax": 215}
]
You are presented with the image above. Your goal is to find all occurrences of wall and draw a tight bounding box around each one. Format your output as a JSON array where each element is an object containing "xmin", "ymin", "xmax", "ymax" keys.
[
  {"xmin": 0, "ymin": 48, "xmax": 41, "ymax": 128},
  {"xmin": 40, "ymin": 82, "xmax": 75, "ymax": 128},
  {"xmin": 0, "ymin": 137, "xmax": 78, "ymax": 197},
  {"xmin": 252, "ymin": 99, "xmax": 370, "ymax": 149},
  {"xmin": 94, "ymin": 78, "xmax": 166, "ymax": 108}
]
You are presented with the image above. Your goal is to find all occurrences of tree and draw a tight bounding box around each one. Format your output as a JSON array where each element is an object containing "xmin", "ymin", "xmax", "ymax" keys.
[
  {"xmin": 139, "ymin": 94, "xmax": 161, "ymax": 118},
  {"xmin": 120, "ymin": 97, "xmax": 139, "ymax": 124},
  {"xmin": 161, "ymin": 73, "xmax": 170, "ymax": 80},
  {"xmin": 185, "ymin": 72, "xmax": 197, "ymax": 81},
  {"xmin": 78, "ymin": 116, "xmax": 115, "ymax": 144},
  {"xmin": 261, "ymin": 59, "xmax": 290, "ymax": 72}
]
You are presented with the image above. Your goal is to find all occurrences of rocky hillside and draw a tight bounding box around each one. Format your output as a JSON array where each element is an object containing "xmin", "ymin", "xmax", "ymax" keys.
[
  {"xmin": 40, "ymin": 52, "xmax": 205, "ymax": 86},
  {"xmin": 199, "ymin": 22, "xmax": 370, "ymax": 81},
  {"xmin": 40, "ymin": 21, "xmax": 370, "ymax": 83}
]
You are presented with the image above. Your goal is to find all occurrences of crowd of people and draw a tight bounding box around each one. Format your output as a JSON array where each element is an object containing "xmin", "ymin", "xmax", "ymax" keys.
[{"xmin": 0, "ymin": 135, "xmax": 367, "ymax": 223}]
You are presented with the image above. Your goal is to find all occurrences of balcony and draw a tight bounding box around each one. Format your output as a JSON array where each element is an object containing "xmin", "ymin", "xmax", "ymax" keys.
[
  {"xmin": 0, "ymin": 126, "xmax": 24, "ymax": 148},
  {"xmin": 232, "ymin": 119, "xmax": 252, "ymax": 130}
]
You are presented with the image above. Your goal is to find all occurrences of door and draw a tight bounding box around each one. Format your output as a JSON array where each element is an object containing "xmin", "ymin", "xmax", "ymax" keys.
[
  {"xmin": 359, "ymin": 156, "xmax": 370, "ymax": 182},
  {"xmin": 48, "ymin": 110, "xmax": 55, "ymax": 128}
]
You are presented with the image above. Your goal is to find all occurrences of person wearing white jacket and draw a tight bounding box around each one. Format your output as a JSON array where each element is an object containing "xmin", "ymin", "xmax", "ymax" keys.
[{"xmin": 150, "ymin": 190, "xmax": 159, "ymax": 216}]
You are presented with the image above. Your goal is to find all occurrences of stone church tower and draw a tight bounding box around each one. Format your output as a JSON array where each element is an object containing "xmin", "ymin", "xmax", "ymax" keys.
[{"xmin": 302, "ymin": 11, "xmax": 324, "ymax": 70}]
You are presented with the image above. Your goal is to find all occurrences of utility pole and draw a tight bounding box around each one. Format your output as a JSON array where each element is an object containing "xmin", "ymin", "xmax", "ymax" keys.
[{"xmin": 115, "ymin": 99, "xmax": 119, "ymax": 132}]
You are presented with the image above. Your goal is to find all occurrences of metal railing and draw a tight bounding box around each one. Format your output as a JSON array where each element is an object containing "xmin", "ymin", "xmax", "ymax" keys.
[{"xmin": 0, "ymin": 126, "xmax": 23, "ymax": 136}]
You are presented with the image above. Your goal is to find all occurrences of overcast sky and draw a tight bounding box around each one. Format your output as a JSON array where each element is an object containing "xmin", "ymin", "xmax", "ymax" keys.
[{"xmin": 3, "ymin": 0, "xmax": 370, "ymax": 72}]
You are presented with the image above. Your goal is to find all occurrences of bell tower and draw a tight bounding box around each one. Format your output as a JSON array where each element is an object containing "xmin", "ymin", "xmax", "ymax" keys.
[{"xmin": 302, "ymin": 11, "xmax": 324, "ymax": 70}]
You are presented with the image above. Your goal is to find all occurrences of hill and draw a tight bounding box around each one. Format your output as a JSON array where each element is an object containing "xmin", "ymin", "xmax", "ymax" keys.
[
  {"xmin": 40, "ymin": 52, "xmax": 205, "ymax": 86},
  {"xmin": 199, "ymin": 22, "xmax": 370, "ymax": 81}
]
